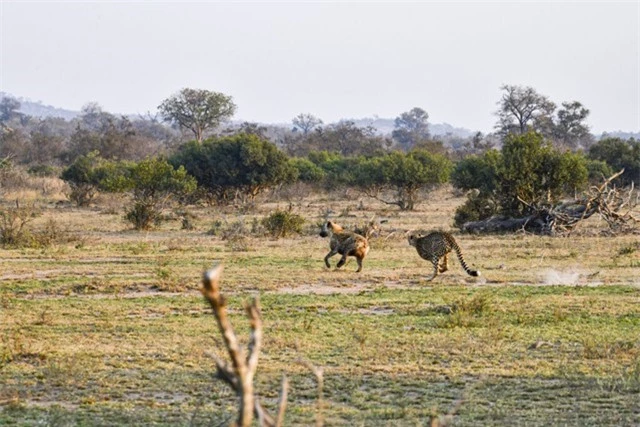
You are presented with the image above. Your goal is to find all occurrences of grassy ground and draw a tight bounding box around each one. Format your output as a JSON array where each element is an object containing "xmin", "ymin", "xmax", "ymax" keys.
[{"xmin": 1, "ymin": 188, "xmax": 639, "ymax": 425}]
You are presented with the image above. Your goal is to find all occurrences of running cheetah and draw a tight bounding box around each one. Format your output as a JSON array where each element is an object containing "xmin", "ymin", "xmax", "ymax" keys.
[{"xmin": 408, "ymin": 231, "xmax": 480, "ymax": 281}]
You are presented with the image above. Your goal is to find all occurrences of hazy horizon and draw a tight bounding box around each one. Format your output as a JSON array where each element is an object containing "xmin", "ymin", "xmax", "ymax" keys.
[{"xmin": 1, "ymin": 1, "xmax": 639, "ymax": 134}]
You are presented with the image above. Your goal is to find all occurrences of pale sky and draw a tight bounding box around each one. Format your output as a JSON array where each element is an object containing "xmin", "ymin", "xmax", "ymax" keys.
[{"xmin": 1, "ymin": 1, "xmax": 639, "ymax": 134}]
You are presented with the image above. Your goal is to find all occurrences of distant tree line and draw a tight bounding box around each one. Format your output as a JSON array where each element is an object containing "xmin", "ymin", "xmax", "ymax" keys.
[{"xmin": 2, "ymin": 85, "xmax": 639, "ymax": 231}]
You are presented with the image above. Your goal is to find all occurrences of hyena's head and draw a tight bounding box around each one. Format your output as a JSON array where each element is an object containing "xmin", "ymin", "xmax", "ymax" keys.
[
  {"xmin": 319, "ymin": 221, "xmax": 342, "ymax": 238},
  {"xmin": 319, "ymin": 221, "xmax": 332, "ymax": 238}
]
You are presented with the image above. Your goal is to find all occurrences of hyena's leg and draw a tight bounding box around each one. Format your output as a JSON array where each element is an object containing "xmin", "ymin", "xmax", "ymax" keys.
[
  {"xmin": 355, "ymin": 256, "xmax": 363, "ymax": 273},
  {"xmin": 336, "ymin": 252, "xmax": 348, "ymax": 269},
  {"xmin": 324, "ymin": 249, "xmax": 338, "ymax": 268}
]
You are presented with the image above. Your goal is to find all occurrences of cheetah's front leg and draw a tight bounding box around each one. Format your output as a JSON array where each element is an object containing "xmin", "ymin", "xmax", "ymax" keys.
[{"xmin": 425, "ymin": 256, "xmax": 439, "ymax": 281}]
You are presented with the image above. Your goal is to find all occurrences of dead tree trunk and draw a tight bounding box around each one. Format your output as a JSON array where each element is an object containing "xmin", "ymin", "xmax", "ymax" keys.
[
  {"xmin": 462, "ymin": 170, "xmax": 639, "ymax": 235},
  {"xmin": 201, "ymin": 265, "xmax": 288, "ymax": 427}
]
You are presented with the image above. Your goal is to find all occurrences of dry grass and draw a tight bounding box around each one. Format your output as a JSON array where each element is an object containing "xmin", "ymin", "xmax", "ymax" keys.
[{"xmin": 1, "ymin": 187, "xmax": 639, "ymax": 425}]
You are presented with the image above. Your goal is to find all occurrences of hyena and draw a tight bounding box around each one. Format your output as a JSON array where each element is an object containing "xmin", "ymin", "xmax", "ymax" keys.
[{"xmin": 319, "ymin": 220, "xmax": 370, "ymax": 273}]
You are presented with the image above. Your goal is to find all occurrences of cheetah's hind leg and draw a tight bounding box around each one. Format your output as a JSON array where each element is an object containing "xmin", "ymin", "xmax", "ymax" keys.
[{"xmin": 438, "ymin": 253, "xmax": 449, "ymax": 273}]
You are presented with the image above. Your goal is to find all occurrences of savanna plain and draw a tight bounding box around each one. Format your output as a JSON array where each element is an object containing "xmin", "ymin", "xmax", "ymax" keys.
[{"xmin": 1, "ymin": 185, "xmax": 639, "ymax": 426}]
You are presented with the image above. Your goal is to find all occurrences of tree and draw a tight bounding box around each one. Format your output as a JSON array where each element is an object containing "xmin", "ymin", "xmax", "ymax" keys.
[
  {"xmin": 354, "ymin": 149, "xmax": 452, "ymax": 210},
  {"xmin": 171, "ymin": 133, "xmax": 297, "ymax": 203},
  {"xmin": 104, "ymin": 157, "xmax": 197, "ymax": 230},
  {"xmin": 292, "ymin": 113, "xmax": 323, "ymax": 135},
  {"xmin": 228, "ymin": 122, "xmax": 269, "ymax": 139},
  {"xmin": 498, "ymin": 132, "xmax": 587, "ymax": 214},
  {"xmin": 26, "ymin": 119, "xmax": 67, "ymax": 165},
  {"xmin": 64, "ymin": 104, "xmax": 150, "ymax": 163},
  {"xmin": 0, "ymin": 96, "xmax": 22, "ymax": 124},
  {"xmin": 158, "ymin": 88, "xmax": 236, "ymax": 143},
  {"xmin": 452, "ymin": 131, "xmax": 589, "ymax": 229},
  {"xmin": 554, "ymin": 101, "xmax": 592, "ymax": 149},
  {"xmin": 287, "ymin": 121, "xmax": 389, "ymax": 157},
  {"xmin": 392, "ymin": 107, "xmax": 430, "ymax": 150},
  {"xmin": 61, "ymin": 152, "xmax": 118, "ymax": 206},
  {"xmin": 588, "ymin": 137, "xmax": 640, "ymax": 186},
  {"xmin": 495, "ymin": 85, "xmax": 556, "ymax": 137}
]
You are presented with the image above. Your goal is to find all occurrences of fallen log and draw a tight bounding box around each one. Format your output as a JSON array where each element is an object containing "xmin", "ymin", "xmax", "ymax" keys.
[{"xmin": 461, "ymin": 170, "xmax": 638, "ymax": 235}]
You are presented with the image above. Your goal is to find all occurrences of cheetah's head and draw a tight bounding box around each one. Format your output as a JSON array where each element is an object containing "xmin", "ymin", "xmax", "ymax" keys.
[{"xmin": 407, "ymin": 232, "xmax": 423, "ymax": 247}]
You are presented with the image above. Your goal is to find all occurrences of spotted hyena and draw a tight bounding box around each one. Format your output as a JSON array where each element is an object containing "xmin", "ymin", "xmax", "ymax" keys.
[{"xmin": 319, "ymin": 220, "xmax": 370, "ymax": 273}]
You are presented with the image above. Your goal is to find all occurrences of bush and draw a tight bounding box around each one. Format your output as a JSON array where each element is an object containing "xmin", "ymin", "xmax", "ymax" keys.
[
  {"xmin": 125, "ymin": 201, "xmax": 162, "ymax": 231},
  {"xmin": 453, "ymin": 192, "xmax": 498, "ymax": 229},
  {"xmin": 588, "ymin": 137, "xmax": 640, "ymax": 186},
  {"xmin": 171, "ymin": 134, "xmax": 297, "ymax": 204},
  {"xmin": 27, "ymin": 165, "xmax": 60, "ymax": 178},
  {"xmin": 60, "ymin": 152, "xmax": 124, "ymax": 207},
  {"xmin": 0, "ymin": 203, "xmax": 73, "ymax": 248},
  {"xmin": 353, "ymin": 149, "xmax": 452, "ymax": 210},
  {"xmin": 450, "ymin": 150, "xmax": 501, "ymax": 194},
  {"xmin": 207, "ymin": 218, "xmax": 254, "ymax": 240},
  {"xmin": 289, "ymin": 157, "xmax": 326, "ymax": 183},
  {"xmin": 585, "ymin": 159, "xmax": 614, "ymax": 184},
  {"xmin": 0, "ymin": 202, "xmax": 40, "ymax": 247},
  {"xmin": 261, "ymin": 209, "xmax": 305, "ymax": 238},
  {"xmin": 451, "ymin": 132, "xmax": 589, "ymax": 228},
  {"xmin": 114, "ymin": 157, "xmax": 197, "ymax": 230}
]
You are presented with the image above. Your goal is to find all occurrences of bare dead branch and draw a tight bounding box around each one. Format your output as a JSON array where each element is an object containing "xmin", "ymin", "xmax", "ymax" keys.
[
  {"xmin": 202, "ymin": 265, "xmax": 288, "ymax": 427},
  {"xmin": 275, "ymin": 375, "xmax": 289, "ymax": 427},
  {"xmin": 298, "ymin": 358, "xmax": 325, "ymax": 427}
]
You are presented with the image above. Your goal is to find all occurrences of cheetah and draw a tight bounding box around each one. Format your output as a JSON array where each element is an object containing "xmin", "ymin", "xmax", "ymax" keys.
[
  {"xmin": 319, "ymin": 220, "xmax": 370, "ymax": 272},
  {"xmin": 408, "ymin": 231, "xmax": 480, "ymax": 281}
]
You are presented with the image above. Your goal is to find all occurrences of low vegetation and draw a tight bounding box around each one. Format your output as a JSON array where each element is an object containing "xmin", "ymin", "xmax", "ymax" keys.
[{"xmin": 1, "ymin": 186, "xmax": 638, "ymax": 425}]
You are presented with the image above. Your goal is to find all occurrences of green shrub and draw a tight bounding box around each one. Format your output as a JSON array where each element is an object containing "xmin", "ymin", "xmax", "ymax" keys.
[
  {"xmin": 454, "ymin": 192, "xmax": 498, "ymax": 229},
  {"xmin": 170, "ymin": 134, "xmax": 297, "ymax": 204},
  {"xmin": 27, "ymin": 164, "xmax": 60, "ymax": 177},
  {"xmin": 588, "ymin": 137, "xmax": 640, "ymax": 186},
  {"xmin": 261, "ymin": 209, "xmax": 305, "ymax": 238},
  {"xmin": 125, "ymin": 201, "xmax": 161, "ymax": 231},
  {"xmin": 451, "ymin": 132, "xmax": 589, "ymax": 228}
]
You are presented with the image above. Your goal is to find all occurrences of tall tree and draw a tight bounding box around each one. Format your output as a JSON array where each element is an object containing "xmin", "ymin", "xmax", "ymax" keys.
[
  {"xmin": 288, "ymin": 121, "xmax": 388, "ymax": 157},
  {"xmin": 554, "ymin": 101, "xmax": 592, "ymax": 149},
  {"xmin": 495, "ymin": 85, "xmax": 556, "ymax": 137},
  {"xmin": 392, "ymin": 107, "xmax": 430, "ymax": 150},
  {"xmin": 158, "ymin": 88, "xmax": 236, "ymax": 143},
  {"xmin": 65, "ymin": 104, "xmax": 145, "ymax": 162},
  {"xmin": 0, "ymin": 96, "xmax": 22, "ymax": 124},
  {"xmin": 292, "ymin": 113, "xmax": 323, "ymax": 135}
]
